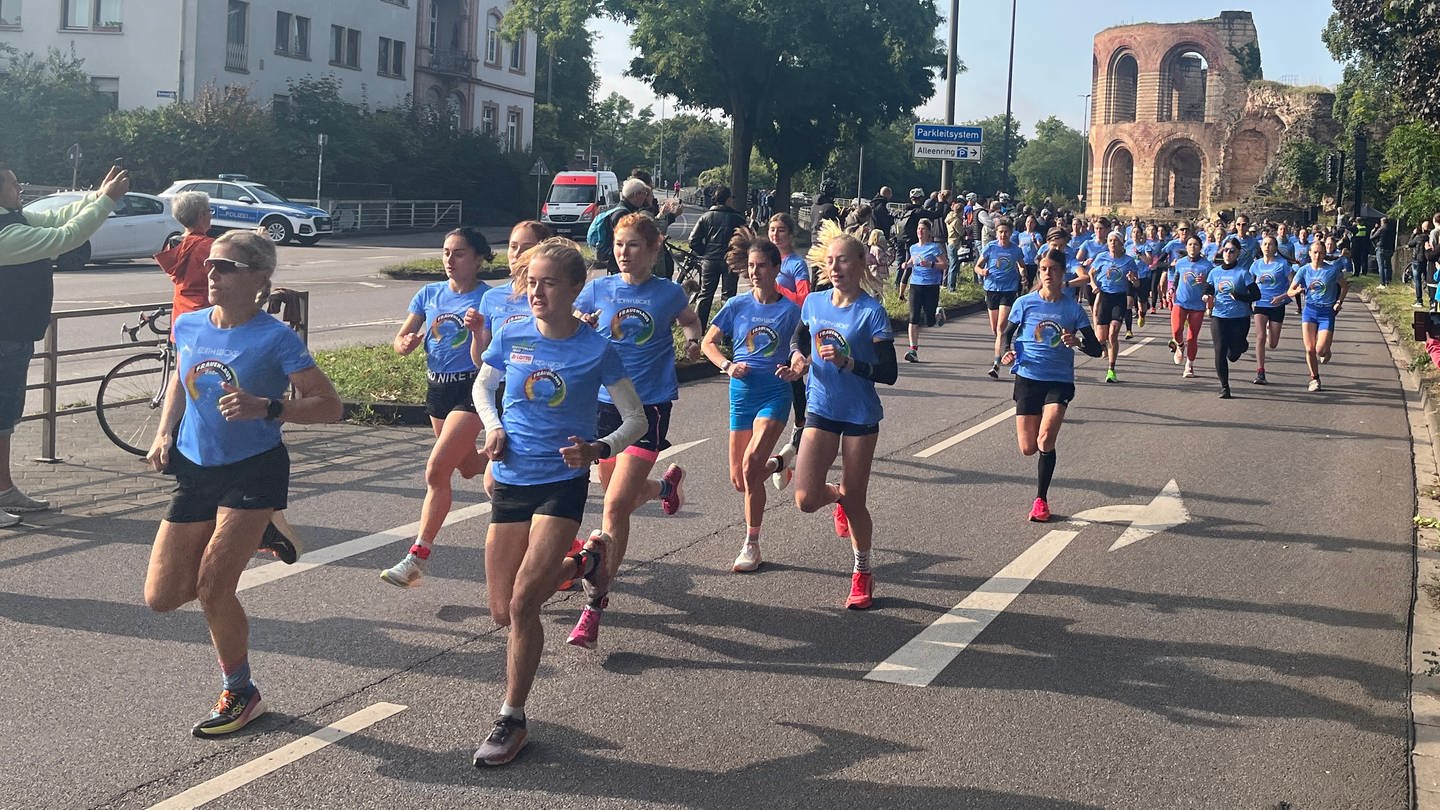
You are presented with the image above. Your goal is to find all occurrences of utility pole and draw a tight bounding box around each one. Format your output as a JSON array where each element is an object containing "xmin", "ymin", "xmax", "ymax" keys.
[
  {"xmin": 315, "ymin": 133, "xmax": 328, "ymax": 204},
  {"xmin": 939, "ymin": 0, "xmax": 960, "ymax": 195},
  {"xmin": 999, "ymin": 0, "xmax": 1017, "ymax": 194},
  {"xmin": 1077, "ymin": 94, "xmax": 1091, "ymax": 211}
]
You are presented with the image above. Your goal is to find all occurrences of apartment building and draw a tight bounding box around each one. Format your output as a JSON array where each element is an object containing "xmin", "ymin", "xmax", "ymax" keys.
[{"xmin": 0, "ymin": 0, "xmax": 534, "ymax": 149}]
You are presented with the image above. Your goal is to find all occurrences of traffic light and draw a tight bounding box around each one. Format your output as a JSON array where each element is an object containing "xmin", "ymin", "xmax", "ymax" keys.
[
  {"xmin": 590, "ymin": 155, "xmax": 599, "ymax": 172},
  {"xmin": 1325, "ymin": 153, "xmax": 1339, "ymax": 184}
]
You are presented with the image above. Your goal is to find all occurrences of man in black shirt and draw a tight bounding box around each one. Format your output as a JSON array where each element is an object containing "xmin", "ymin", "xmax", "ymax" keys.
[{"xmin": 688, "ymin": 186, "xmax": 747, "ymax": 327}]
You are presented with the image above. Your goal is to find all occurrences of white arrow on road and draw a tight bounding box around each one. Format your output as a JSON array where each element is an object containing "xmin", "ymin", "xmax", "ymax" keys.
[{"xmin": 865, "ymin": 481, "xmax": 1188, "ymax": 687}]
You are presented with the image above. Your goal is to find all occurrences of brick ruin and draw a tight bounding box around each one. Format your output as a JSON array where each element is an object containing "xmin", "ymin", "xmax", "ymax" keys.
[{"xmin": 1085, "ymin": 10, "xmax": 1337, "ymax": 219}]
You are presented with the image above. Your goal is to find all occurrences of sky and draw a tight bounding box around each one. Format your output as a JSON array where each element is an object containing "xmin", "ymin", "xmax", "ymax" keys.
[{"xmin": 587, "ymin": 1, "xmax": 1345, "ymax": 136}]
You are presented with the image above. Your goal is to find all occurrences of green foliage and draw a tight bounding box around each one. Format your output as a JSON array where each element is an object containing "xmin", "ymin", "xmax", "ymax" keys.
[
  {"xmin": 0, "ymin": 45, "xmax": 123, "ymax": 184},
  {"xmin": 946, "ymin": 114, "xmax": 1026, "ymax": 197},
  {"xmin": 1326, "ymin": 1, "xmax": 1440, "ymax": 129},
  {"xmin": 1012, "ymin": 117, "xmax": 1083, "ymax": 202},
  {"xmin": 314, "ymin": 344, "xmax": 430, "ymax": 403},
  {"xmin": 1381, "ymin": 122, "xmax": 1440, "ymax": 224},
  {"xmin": 1274, "ymin": 137, "xmax": 1328, "ymax": 201},
  {"xmin": 1227, "ymin": 42, "xmax": 1262, "ymax": 82}
]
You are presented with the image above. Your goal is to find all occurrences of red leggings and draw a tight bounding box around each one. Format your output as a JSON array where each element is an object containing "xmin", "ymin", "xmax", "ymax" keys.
[{"xmin": 1171, "ymin": 307, "xmax": 1204, "ymax": 360}]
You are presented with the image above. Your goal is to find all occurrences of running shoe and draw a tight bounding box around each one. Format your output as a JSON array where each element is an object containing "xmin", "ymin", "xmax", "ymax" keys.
[
  {"xmin": 473, "ymin": 715, "xmax": 528, "ymax": 767},
  {"xmin": 987, "ymin": 363, "xmax": 999, "ymax": 379},
  {"xmin": 1218, "ymin": 386, "xmax": 1232, "ymax": 399},
  {"xmin": 1137, "ymin": 313, "xmax": 1146, "ymax": 328},
  {"xmin": 904, "ymin": 349, "xmax": 919, "ymax": 363},
  {"xmin": 259, "ymin": 511, "xmax": 303, "ymax": 565},
  {"xmin": 660, "ymin": 464, "xmax": 685, "ymax": 515},
  {"xmin": 579, "ymin": 529, "xmax": 612, "ymax": 598},
  {"xmin": 1171, "ymin": 342, "xmax": 1182, "ymax": 364},
  {"xmin": 732, "ymin": 542, "xmax": 762, "ymax": 573},
  {"xmin": 1028, "ymin": 497, "xmax": 1051, "ymax": 523},
  {"xmin": 935, "ymin": 308, "xmax": 946, "ymax": 326},
  {"xmin": 1182, "ymin": 361, "xmax": 1195, "ymax": 379},
  {"xmin": 0, "ymin": 509, "xmax": 18, "ymax": 528},
  {"xmin": 0, "ymin": 487, "xmax": 49, "ymax": 512},
  {"xmin": 1308, "ymin": 378, "xmax": 1322, "ymax": 392},
  {"xmin": 566, "ymin": 605, "xmax": 603, "ymax": 650},
  {"xmin": 845, "ymin": 571, "xmax": 874, "ymax": 610},
  {"xmin": 1105, "ymin": 368, "xmax": 1117, "ymax": 384},
  {"xmin": 381, "ymin": 546, "xmax": 427, "ymax": 588},
  {"xmin": 770, "ymin": 443, "xmax": 796, "ymax": 490},
  {"xmin": 1124, "ymin": 329, "xmax": 1134, "ymax": 340},
  {"xmin": 1252, "ymin": 370, "xmax": 1267, "ymax": 385},
  {"xmin": 192, "ymin": 685, "xmax": 265, "ymax": 737},
  {"xmin": 1319, "ymin": 348, "xmax": 1331, "ymax": 365},
  {"xmin": 558, "ymin": 536, "xmax": 585, "ymax": 590},
  {"xmin": 833, "ymin": 502, "xmax": 851, "ymax": 538}
]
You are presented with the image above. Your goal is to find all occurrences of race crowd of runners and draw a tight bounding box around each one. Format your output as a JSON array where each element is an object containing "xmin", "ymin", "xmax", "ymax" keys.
[{"xmin": 1, "ymin": 163, "xmax": 1425, "ymax": 769}]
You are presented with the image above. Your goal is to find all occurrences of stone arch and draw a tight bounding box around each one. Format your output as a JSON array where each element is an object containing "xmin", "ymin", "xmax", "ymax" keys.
[
  {"xmin": 1158, "ymin": 44, "xmax": 1210, "ymax": 123},
  {"xmin": 1224, "ymin": 128, "xmax": 1271, "ymax": 200},
  {"xmin": 1153, "ymin": 138, "xmax": 1205, "ymax": 208},
  {"xmin": 1101, "ymin": 141, "xmax": 1134, "ymax": 206},
  {"xmin": 1106, "ymin": 50, "xmax": 1138, "ymax": 124}
]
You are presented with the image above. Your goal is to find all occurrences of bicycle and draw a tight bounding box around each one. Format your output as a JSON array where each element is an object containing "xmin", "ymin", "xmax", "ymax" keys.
[
  {"xmin": 96, "ymin": 305, "xmax": 173, "ymax": 456},
  {"xmin": 665, "ymin": 241, "xmax": 705, "ymax": 305}
]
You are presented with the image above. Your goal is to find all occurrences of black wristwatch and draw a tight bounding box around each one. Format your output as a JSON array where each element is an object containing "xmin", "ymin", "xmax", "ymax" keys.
[
  {"xmin": 265, "ymin": 398, "xmax": 284, "ymax": 420},
  {"xmin": 593, "ymin": 440, "xmax": 612, "ymax": 461}
]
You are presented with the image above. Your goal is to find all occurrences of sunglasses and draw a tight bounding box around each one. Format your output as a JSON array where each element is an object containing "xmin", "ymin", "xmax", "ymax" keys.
[{"xmin": 203, "ymin": 258, "xmax": 255, "ymax": 273}]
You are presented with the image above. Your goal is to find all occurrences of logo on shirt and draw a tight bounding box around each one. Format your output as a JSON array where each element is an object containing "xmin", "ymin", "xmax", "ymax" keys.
[
  {"xmin": 744, "ymin": 325, "xmax": 781, "ymax": 357},
  {"xmin": 993, "ymin": 252, "xmax": 1014, "ymax": 271},
  {"xmin": 503, "ymin": 313, "xmax": 528, "ymax": 326},
  {"xmin": 184, "ymin": 359, "xmax": 237, "ymax": 401},
  {"xmin": 609, "ymin": 306, "xmax": 656, "ymax": 346},
  {"xmin": 1033, "ymin": 319, "xmax": 1066, "ymax": 348},
  {"xmin": 1216, "ymin": 278, "xmax": 1234, "ymax": 297},
  {"xmin": 813, "ymin": 328, "xmax": 850, "ymax": 359},
  {"xmin": 1308, "ymin": 278, "xmax": 1328, "ymax": 296},
  {"xmin": 522, "ymin": 369, "xmax": 567, "ymax": 407},
  {"xmin": 1182, "ymin": 270, "xmax": 1205, "ymax": 287},
  {"xmin": 429, "ymin": 313, "xmax": 470, "ymax": 349},
  {"xmin": 1258, "ymin": 272, "xmax": 1277, "ymax": 286}
]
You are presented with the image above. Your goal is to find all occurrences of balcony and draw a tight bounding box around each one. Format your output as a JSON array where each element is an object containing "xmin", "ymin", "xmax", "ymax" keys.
[
  {"xmin": 225, "ymin": 40, "xmax": 248, "ymax": 72},
  {"xmin": 425, "ymin": 49, "xmax": 475, "ymax": 77}
]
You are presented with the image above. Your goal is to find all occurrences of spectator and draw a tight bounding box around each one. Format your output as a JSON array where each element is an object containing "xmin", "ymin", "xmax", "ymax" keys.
[
  {"xmin": 154, "ymin": 191, "xmax": 215, "ymax": 333},
  {"xmin": 0, "ymin": 161, "xmax": 129, "ymax": 527},
  {"xmin": 689, "ymin": 185, "xmax": 747, "ymax": 326},
  {"xmin": 1409, "ymin": 223, "xmax": 1430, "ymax": 307},
  {"xmin": 629, "ymin": 168, "xmax": 661, "ymax": 216},
  {"xmin": 597, "ymin": 179, "xmax": 679, "ymax": 275},
  {"xmin": 1374, "ymin": 216, "xmax": 1394, "ymax": 288},
  {"xmin": 869, "ymin": 186, "xmax": 895, "ymax": 239}
]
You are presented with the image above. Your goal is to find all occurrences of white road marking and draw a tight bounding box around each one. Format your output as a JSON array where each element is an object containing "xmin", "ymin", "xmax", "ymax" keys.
[
  {"xmin": 866, "ymin": 530, "xmax": 1079, "ymax": 687},
  {"xmin": 1119, "ymin": 336, "xmax": 1156, "ymax": 357},
  {"xmin": 146, "ymin": 702, "xmax": 406, "ymax": 810},
  {"xmin": 310, "ymin": 318, "xmax": 405, "ymax": 332},
  {"xmin": 301, "ymin": 280, "xmax": 385, "ymax": 288},
  {"xmin": 1069, "ymin": 479, "xmax": 1188, "ymax": 552},
  {"xmin": 913, "ymin": 409, "xmax": 1015, "ymax": 458}
]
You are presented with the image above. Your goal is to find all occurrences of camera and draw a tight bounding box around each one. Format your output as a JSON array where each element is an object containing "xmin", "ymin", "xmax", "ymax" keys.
[{"xmin": 1413, "ymin": 310, "xmax": 1440, "ymax": 340}]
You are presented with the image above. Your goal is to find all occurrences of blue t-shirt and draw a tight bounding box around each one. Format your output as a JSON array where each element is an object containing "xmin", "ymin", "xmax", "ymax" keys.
[
  {"xmin": 1018, "ymin": 231, "xmax": 1044, "ymax": 265},
  {"xmin": 1172, "ymin": 257, "xmax": 1213, "ymax": 311},
  {"xmin": 1329, "ymin": 254, "xmax": 1353, "ymax": 276},
  {"xmin": 1091, "ymin": 252, "xmax": 1139, "ymax": 294},
  {"xmin": 1077, "ymin": 236, "xmax": 1109, "ymax": 265},
  {"xmin": 1202, "ymin": 241, "xmax": 1219, "ymax": 262},
  {"xmin": 778, "ymin": 253, "xmax": 809, "ymax": 296},
  {"xmin": 1133, "ymin": 240, "xmax": 1160, "ymax": 277},
  {"xmin": 1036, "ymin": 244, "xmax": 1082, "ymax": 298},
  {"xmin": 909, "ymin": 242, "xmax": 946, "ymax": 286},
  {"xmin": 482, "ymin": 318, "xmax": 627, "ymax": 486},
  {"xmin": 1295, "ymin": 262, "xmax": 1344, "ymax": 309},
  {"xmin": 575, "ymin": 274, "xmax": 690, "ymax": 405},
  {"xmin": 801, "ymin": 289, "xmax": 892, "ymax": 425},
  {"xmin": 1162, "ymin": 238, "xmax": 1188, "ymax": 265},
  {"xmin": 711, "ymin": 293, "xmax": 801, "ymax": 394},
  {"xmin": 408, "ymin": 281, "xmax": 489, "ymax": 374},
  {"xmin": 173, "ymin": 309, "xmax": 315, "ymax": 467},
  {"xmin": 979, "ymin": 240, "xmax": 1025, "ymax": 292},
  {"xmin": 1208, "ymin": 265, "xmax": 1256, "ymax": 319},
  {"xmin": 1234, "ymin": 235, "xmax": 1259, "ymax": 269},
  {"xmin": 478, "ymin": 283, "xmax": 531, "ymax": 338},
  {"xmin": 1007, "ymin": 293, "xmax": 1092, "ymax": 384},
  {"xmin": 1251, "ymin": 259, "xmax": 1293, "ymax": 307}
]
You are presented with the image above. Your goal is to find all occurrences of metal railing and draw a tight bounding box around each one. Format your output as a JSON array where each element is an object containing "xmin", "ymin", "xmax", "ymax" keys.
[
  {"xmin": 22, "ymin": 291, "xmax": 309, "ymax": 462},
  {"xmin": 323, "ymin": 199, "xmax": 463, "ymax": 232},
  {"xmin": 425, "ymin": 48, "xmax": 475, "ymax": 76},
  {"xmin": 225, "ymin": 40, "xmax": 248, "ymax": 72}
]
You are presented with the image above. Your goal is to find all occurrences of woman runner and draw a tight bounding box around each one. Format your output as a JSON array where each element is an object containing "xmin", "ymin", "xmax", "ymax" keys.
[
  {"xmin": 566, "ymin": 213, "xmax": 704, "ymax": 649},
  {"xmin": 381, "ymin": 228, "xmax": 494, "ymax": 586},
  {"xmin": 767, "ymin": 212, "xmax": 810, "ymax": 488},
  {"xmin": 1248, "ymin": 234, "xmax": 1294, "ymax": 385},
  {"xmin": 701, "ymin": 238, "xmax": 803, "ymax": 572},
  {"xmin": 902, "ymin": 218, "xmax": 947, "ymax": 362},
  {"xmin": 143, "ymin": 231, "xmax": 342, "ymax": 736},
  {"xmin": 469, "ymin": 237, "xmax": 646, "ymax": 766},
  {"xmin": 790, "ymin": 234, "xmax": 898, "ymax": 609},
  {"xmin": 1288, "ymin": 239, "xmax": 1350, "ymax": 392},
  {"xmin": 999, "ymin": 251, "xmax": 1103, "ymax": 522},
  {"xmin": 1088, "ymin": 231, "xmax": 1141, "ymax": 383},
  {"xmin": 1169, "ymin": 235, "xmax": 1213, "ymax": 379},
  {"xmin": 1205, "ymin": 239, "xmax": 1261, "ymax": 398},
  {"xmin": 979, "ymin": 218, "xmax": 1026, "ymax": 376}
]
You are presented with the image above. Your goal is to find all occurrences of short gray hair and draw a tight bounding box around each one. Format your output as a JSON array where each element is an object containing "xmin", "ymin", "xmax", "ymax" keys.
[
  {"xmin": 212, "ymin": 230, "xmax": 277, "ymax": 273},
  {"xmin": 621, "ymin": 177, "xmax": 650, "ymax": 203},
  {"xmin": 170, "ymin": 191, "xmax": 211, "ymax": 229}
]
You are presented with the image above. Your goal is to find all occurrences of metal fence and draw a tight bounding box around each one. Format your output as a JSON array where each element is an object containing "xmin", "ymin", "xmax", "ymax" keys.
[{"xmin": 320, "ymin": 199, "xmax": 463, "ymax": 233}]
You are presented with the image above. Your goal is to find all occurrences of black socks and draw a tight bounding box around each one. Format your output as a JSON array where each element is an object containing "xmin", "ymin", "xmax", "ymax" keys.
[{"xmin": 1037, "ymin": 449, "xmax": 1056, "ymax": 500}]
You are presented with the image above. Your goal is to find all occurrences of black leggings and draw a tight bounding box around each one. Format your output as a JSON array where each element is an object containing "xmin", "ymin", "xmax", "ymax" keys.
[
  {"xmin": 1210, "ymin": 316, "xmax": 1251, "ymax": 388},
  {"xmin": 696, "ymin": 259, "xmax": 738, "ymax": 327},
  {"xmin": 788, "ymin": 378, "xmax": 807, "ymax": 448}
]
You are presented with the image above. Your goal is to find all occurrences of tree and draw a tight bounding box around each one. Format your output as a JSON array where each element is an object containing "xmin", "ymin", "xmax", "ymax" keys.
[
  {"xmin": 0, "ymin": 45, "xmax": 116, "ymax": 185},
  {"xmin": 1011, "ymin": 117, "xmax": 1082, "ymax": 203},
  {"xmin": 1325, "ymin": 1, "xmax": 1440, "ymax": 129},
  {"xmin": 945, "ymin": 114, "xmax": 1025, "ymax": 198}
]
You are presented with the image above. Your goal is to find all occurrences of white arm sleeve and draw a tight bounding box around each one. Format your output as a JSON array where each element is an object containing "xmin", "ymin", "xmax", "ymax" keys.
[
  {"xmin": 473, "ymin": 364, "xmax": 504, "ymax": 434},
  {"xmin": 598, "ymin": 377, "xmax": 646, "ymax": 454}
]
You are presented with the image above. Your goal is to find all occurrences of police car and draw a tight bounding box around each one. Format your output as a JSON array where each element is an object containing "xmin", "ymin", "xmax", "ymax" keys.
[{"xmin": 159, "ymin": 175, "xmax": 332, "ymax": 245}]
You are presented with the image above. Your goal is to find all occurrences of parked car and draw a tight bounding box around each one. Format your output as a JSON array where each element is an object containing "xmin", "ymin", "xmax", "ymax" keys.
[
  {"xmin": 159, "ymin": 174, "xmax": 332, "ymax": 245},
  {"xmin": 539, "ymin": 170, "xmax": 621, "ymax": 239},
  {"xmin": 22, "ymin": 191, "xmax": 181, "ymax": 272}
]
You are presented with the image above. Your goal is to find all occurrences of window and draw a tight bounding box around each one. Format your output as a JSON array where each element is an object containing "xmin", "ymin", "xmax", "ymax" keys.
[
  {"xmin": 225, "ymin": 1, "xmax": 248, "ymax": 73},
  {"xmin": 505, "ymin": 108, "xmax": 520, "ymax": 152},
  {"xmin": 481, "ymin": 105, "xmax": 496, "ymax": 136},
  {"xmin": 0, "ymin": 0, "xmax": 21, "ymax": 28},
  {"xmin": 427, "ymin": 1, "xmax": 437, "ymax": 49},
  {"xmin": 89, "ymin": 76, "xmax": 119, "ymax": 109},
  {"xmin": 63, "ymin": 0, "xmax": 121, "ymax": 31},
  {"xmin": 274, "ymin": 12, "xmax": 309, "ymax": 58},
  {"xmin": 485, "ymin": 13, "xmax": 500, "ymax": 65},
  {"xmin": 330, "ymin": 25, "xmax": 360, "ymax": 69},
  {"xmin": 508, "ymin": 36, "xmax": 523, "ymax": 72},
  {"xmin": 378, "ymin": 37, "xmax": 405, "ymax": 78}
]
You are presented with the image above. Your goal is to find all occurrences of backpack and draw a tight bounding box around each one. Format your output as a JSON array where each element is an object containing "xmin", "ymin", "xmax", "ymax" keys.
[{"xmin": 586, "ymin": 205, "xmax": 625, "ymax": 248}]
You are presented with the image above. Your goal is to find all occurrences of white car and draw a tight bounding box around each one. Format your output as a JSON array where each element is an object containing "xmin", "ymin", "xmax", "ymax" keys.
[
  {"xmin": 159, "ymin": 175, "xmax": 332, "ymax": 245},
  {"xmin": 23, "ymin": 192, "xmax": 181, "ymax": 272}
]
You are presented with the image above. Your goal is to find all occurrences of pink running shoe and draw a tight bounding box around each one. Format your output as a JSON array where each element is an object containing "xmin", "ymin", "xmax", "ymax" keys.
[
  {"xmin": 558, "ymin": 536, "xmax": 585, "ymax": 591},
  {"xmin": 833, "ymin": 503, "xmax": 851, "ymax": 538},
  {"xmin": 660, "ymin": 464, "xmax": 685, "ymax": 515},
  {"xmin": 567, "ymin": 605, "xmax": 602, "ymax": 650},
  {"xmin": 1028, "ymin": 497, "xmax": 1051, "ymax": 523},
  {"xmin": 845, "ymin": 571, "xmax": 873, "ymax": 610}
]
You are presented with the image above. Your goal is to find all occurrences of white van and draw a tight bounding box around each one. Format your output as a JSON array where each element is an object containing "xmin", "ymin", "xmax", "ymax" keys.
[{"xmin": 540, "ymin": 171, "xmax": 620, "ymax": 238}]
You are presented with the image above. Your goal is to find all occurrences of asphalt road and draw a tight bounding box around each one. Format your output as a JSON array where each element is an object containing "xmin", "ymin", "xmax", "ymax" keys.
[{"xmin": 0, "ymin": 262, "xmax": 1416, "ymax": 808}]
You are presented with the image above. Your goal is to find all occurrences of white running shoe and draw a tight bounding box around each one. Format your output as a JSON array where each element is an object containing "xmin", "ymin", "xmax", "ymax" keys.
[
  {"xmin": 770, "ymin": 443, "xmax": 796, "ymax": 490},
  {"xmin": 1182, "ymin": 360, "xmax": 1195, "ymax": 378},
  {"xmin": 1308, "ymin": 378, "xmax": 1322, "ymax": 392},
  {"xmin": 732, "ymin": 542, "xmax": 761, "ymax": 573},
  {"xmin": 381, "ymin": 550, "xmax": 427, "ymax": 587}
]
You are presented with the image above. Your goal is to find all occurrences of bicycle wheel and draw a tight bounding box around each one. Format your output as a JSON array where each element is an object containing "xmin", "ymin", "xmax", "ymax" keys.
[{"xmin": 97, "ymin": 353, "xmax": 168, "ymax": 456}]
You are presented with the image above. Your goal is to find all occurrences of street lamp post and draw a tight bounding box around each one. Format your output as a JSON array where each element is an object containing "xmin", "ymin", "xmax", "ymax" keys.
[
  {"xmin": 939, "ymin": 0, "xmax": 960, "ymax": 195},
  {"xmin": 315, "ymin": 133, "xmax": 328, "ymax": 205},
  {"xmin": 1077, "ymin": 94, "xmax": 1090, "ymax": 211}
]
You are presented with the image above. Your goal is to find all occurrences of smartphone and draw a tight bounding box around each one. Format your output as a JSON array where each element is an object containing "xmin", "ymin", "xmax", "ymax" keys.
[{"xmin": 112, "ymin": 157, "xmax": 126, "ymax": 169}]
